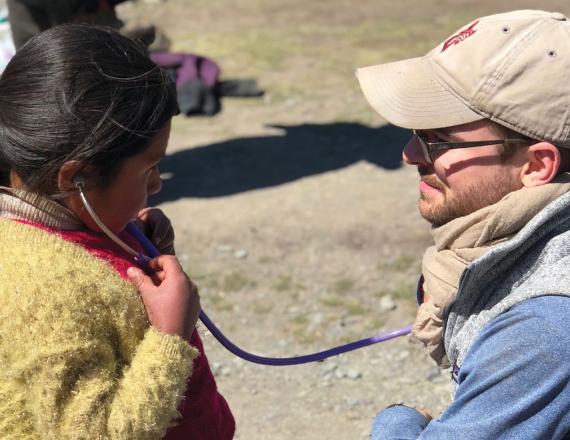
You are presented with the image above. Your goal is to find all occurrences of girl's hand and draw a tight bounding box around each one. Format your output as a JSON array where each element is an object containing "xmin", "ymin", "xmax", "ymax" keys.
[
  {"xmin": 127, "ymin": 256, "xmax": 200, "ymax": 340},
  {"xmin": 134, "ymin": 207, "xmax": 175, "ymax": 255}
]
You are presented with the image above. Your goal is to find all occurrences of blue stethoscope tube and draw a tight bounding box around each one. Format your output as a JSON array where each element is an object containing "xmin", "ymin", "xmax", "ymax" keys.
[
  {"xmin": 125, "ymin": 222, "xmax": 412, "ymax": 366},
  {"xmin": 75, "ymin": 176, "xmax": 414, "ymax": 366}
]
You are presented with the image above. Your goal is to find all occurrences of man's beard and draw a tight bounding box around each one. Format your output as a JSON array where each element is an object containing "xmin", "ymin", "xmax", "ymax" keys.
[{"xmin": 417, "ymin": 167, "xmax": 520, "ymax": 227}]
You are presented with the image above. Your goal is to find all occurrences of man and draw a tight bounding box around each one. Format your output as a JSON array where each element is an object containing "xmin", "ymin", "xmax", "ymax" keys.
[
  {"xmin": 356, "ymin": 10, "xmax": 570, "ymax": 439},
  {"xmin": 7, "ymin": 0, "xmax": 126, "ymax": 49}
]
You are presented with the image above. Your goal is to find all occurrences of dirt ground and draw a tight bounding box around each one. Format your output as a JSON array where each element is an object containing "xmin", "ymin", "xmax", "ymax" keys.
[{"xmin": 119, "ymin": 1, "xmax": 569, "ymax": 438}]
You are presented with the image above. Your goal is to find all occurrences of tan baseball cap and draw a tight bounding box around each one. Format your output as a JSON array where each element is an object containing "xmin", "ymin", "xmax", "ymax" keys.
[{"xmin": 356, "ymin": 10, "xmax": 570, "ymax": 147}]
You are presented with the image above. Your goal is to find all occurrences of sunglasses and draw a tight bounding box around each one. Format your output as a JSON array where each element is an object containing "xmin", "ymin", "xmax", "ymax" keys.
[{"xmin": 413, "ymin": 129, "xmax": 531, "ymax": 164}]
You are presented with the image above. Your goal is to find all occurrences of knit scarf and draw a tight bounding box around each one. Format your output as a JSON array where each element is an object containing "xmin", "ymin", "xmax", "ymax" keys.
[
  {"xmin": 0, "ymin": 186, "xmax": 81, "ymax": 229},
  {"xmin": 413, "ymin": 174, "xmax": 570, "ymax": 368}
]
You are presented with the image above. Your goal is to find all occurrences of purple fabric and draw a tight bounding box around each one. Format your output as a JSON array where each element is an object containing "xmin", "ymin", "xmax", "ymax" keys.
[{"xmin": 150, "ymin": 51, "xmax": 220, "ymax": 88}]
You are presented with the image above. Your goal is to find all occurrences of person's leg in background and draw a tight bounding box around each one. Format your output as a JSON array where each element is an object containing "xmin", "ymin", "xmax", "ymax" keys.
[
  {"xmin": 6, "ymin": 0, "xmax": 49, "ymax": 49},
  {"xmin": 7, "ymin": 0, "xmax": 123, "ymax": 50}
]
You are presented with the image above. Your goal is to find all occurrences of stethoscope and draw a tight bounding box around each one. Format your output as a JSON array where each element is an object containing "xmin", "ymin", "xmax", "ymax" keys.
[{"xmin": 77, "ymin": 179, "xmax": 412, "ymax": 366}]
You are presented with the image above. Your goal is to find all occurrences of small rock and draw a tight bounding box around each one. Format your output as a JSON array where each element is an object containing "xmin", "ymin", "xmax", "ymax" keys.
[
  {"xmin": 287, "ymin": 306, "xmax": 300, "ymax": 315},
  {"xmin": 379, "ymin": 294, "xmax": 397, "ymax": 312},
  {"xmin": 285, "ymin": 97, "xmax": 298, "ymax": 107},
  {"xmin": 234, "ymin": 249, "xmax": 248, "ymax": 259},
  {"xmin": 334, "ymin": 368, "xmax": 347, "ymax": 379},
  {"xmin": 346, "ymin": 369, "xmax": 362, "ymax": 380},
  {"xmin": 211, "ymin": 361, "xmax": 223, "ymax": 376},
  {"xmin": 263, "ymin": 412, "xmax": 278, "ymax": 421},
  {"xmin": 217, "ymin": 244, "xmax": 233, "ymax": 254},
  {"xmin": 346, "ymin": 399, "xmax": 360, "ymax": 409},
  {"xmin": 178, "ymin": 253, "xmax": 190, "ymax": 262},
  {"xmin": 309, "ymin": 312, "xmax": 325, "ymax": 328},
  {"xmin": 320, "ymin": 362, "xmax": 338, "ymax": 376},
  {"xmin": 346, "ymin": 398, "xmax": 372, "ymax": 409},
  {"xmin": 232, "ymin": 357, "xmax": 245, "ymax": 368},
  {"xmin": 220, "ymin": 366, "xmax": 232, "ymax": 377},
  {"xmin": 400, "ymin": 376, "xmax": 416, "ymax": 385},
  {"xmin": 396, "ymin": 350, "xmax": 411, "ymax": 361}
]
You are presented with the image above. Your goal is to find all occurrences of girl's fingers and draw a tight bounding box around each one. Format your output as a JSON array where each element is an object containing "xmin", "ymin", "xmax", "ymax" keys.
[
  {"xmin": 150, "ymin": 270, "xmax": 167, "ymax": 285},
  {"xmin": 127, "ymin": 266, "xmax": 154, "ymax": 292},
  {"xmin": 147, "ymin": 255, "xmax": 181, "ymax": 272},
  {"xmin": 146, "ymin": 256, "xmax": 186, "ymax": 285}
]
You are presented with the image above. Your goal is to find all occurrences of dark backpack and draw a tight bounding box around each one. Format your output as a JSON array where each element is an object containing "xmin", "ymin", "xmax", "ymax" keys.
[{"xmin": 150, "ymin": 51, "xmax": 221, "ymax": 116}]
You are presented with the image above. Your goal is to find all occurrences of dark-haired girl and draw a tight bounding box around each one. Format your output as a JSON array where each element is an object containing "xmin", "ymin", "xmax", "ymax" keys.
[{"xmin": 0, "ymin": 24, "xmax": 234, "ymax": 439}]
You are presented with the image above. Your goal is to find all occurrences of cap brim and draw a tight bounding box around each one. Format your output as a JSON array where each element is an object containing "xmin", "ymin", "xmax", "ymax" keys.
[{"xmin": 356, "ymin": 56, "xmax": 483, "ymax": 129}]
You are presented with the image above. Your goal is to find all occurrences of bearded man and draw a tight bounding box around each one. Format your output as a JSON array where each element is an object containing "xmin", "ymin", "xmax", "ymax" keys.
[{"xmin": 357, "ymin": 10, "xmax": 570, "ymax": 439}]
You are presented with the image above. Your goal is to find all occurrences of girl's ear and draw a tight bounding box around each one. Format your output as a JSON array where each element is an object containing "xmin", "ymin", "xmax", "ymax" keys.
[
  {"xmin": 9, "ymin": 170, "xmax": 25, "ymax": 188},
  {"xmin": 57, "ymin": 161, "xmax": 86, "ymax": 192},
  {"xmin": 520, "ymin": 142, "xmax": 561, "ymax": 187}
]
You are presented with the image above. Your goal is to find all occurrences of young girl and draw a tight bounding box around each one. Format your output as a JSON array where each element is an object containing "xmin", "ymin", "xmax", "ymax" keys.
[{"xmin": 0, "ymin": 25, "xmax": 235, "ymax": 439}]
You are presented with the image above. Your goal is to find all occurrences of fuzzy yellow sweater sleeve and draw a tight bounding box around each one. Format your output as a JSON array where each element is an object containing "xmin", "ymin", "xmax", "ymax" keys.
[{"xmin": 0, "ymin": 219, "xmax": 200, "ymax": 440}]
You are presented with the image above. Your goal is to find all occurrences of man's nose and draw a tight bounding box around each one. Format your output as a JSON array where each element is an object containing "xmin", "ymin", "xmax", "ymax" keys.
[{"xmin": 402, "ymin": 135, "xmax": 429, "ymax": 166}]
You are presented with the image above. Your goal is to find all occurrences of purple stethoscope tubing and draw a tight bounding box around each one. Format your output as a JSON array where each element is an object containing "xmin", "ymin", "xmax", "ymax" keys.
[{"xmin": 126, "ymin": 222, "xmax": 412, "ymax": 366}]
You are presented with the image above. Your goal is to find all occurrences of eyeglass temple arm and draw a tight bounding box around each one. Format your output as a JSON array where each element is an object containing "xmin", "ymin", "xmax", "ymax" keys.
[{"xmin": 428, "ymin": 138, "xmax": 530, "ymax": 152}]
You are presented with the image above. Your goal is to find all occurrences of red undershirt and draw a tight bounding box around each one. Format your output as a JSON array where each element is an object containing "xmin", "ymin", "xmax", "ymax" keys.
[{"xmin": 21, "ymin": 220, "xmax": 235, "ymax": 440}]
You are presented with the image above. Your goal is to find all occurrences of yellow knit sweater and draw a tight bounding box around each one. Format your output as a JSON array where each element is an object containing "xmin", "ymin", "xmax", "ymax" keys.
[{"xmin": 0, "ymin": 219, "xmax": 199, "ymax": 439}]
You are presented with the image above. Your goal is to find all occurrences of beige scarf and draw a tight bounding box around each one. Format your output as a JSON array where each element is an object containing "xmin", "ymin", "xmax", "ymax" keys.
[
  {"xmin": 0, "ymin": 186, "xmax": 82, "ymax": 229},
  {"xmin": 413, "ymin": 174, "xmax": 570, "ymax": 368}
]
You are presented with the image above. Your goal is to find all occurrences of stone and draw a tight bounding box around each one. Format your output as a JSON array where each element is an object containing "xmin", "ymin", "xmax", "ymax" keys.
[
  {"xmin": 217, "ymin": 244, "xmax": 233, "ymax": 253},
  {"xmin": 309, "ymin": 312, "xmax": 325, "ymax": 330},
  {"xmin": 334, "ymin": 368, "xmax": 346, "ymax": 379},
  {"xmin": 346, "ymin": 368, "xmax": 362, "ymax": 380},
  {"xmin": 211, "ymin": 361, "xmax": 223, "ymax": 376},
  {"xmin": 396, "ymin": 350, "xmax": 411, "ymax": 361},
  {"xmin": 320, "ymin": 362, "xmax": 338, "ymax": 377},
  {"xmin": 234, "ymin": 248, "xmax": 248, "ymax": 259},
  {"xmin": 379, "ymin": 294, "xmax": 397, "ymax": 312}
]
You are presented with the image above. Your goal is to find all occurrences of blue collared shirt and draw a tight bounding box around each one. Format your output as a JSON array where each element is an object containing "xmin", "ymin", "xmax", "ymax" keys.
[{"xmin": 371, "ymin": 295, "xmax": 570, "ymax": 439}]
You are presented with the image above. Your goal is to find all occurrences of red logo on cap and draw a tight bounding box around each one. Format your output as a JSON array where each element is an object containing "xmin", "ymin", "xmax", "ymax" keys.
[{"xmin": 441, "ymin": 20, "xmax": 479, "ymax": 52}]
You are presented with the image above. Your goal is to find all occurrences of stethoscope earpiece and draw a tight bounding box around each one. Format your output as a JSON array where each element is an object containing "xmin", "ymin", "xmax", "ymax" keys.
[{"xmin": 73, "ymin": 175, "xmax": 85, "ymax": 189}]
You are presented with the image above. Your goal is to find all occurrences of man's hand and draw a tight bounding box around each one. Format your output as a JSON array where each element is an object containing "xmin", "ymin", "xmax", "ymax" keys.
[
  {"xmin": 385, "ymin": 403, "xmax": 433, "ymax": 422},
  {"xmin": 134, "ymin": 207, "xmax": 175, "ymax": 255},
  {"xmin": 414, "ymin": 406, "xmax": 433, "ymax": 422}
]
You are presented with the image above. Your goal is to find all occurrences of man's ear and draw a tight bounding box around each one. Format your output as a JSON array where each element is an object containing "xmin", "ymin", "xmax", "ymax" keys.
[
  {"xmin": 57, "ymin": 161, "xmax": 86, "ymax": 192},
  {"xmin": 520, "ymin": 142, "xmax": 560, "ymax": 187}
]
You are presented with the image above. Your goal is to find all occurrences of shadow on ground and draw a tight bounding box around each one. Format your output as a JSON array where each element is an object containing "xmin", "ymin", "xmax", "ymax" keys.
[{"xmin": 152, "ymin": 122, "xmax": 409, "ymax": 203}]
